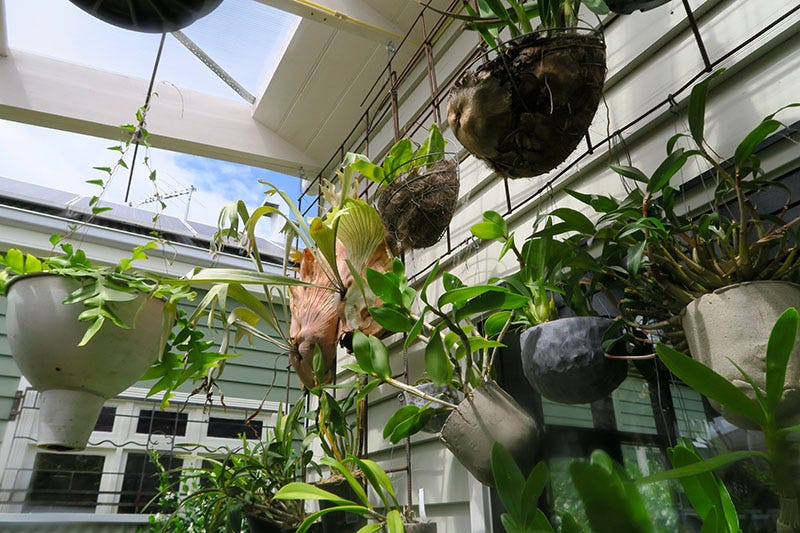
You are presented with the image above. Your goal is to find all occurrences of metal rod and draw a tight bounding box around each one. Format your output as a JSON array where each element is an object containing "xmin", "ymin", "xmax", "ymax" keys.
[
  {"xmin": 124, "ymin": 32, "xmax": 166, "ymax": 204},
  {"xmin": 681, "ymin": 0, "xmax": 712, "ymax": 72}
]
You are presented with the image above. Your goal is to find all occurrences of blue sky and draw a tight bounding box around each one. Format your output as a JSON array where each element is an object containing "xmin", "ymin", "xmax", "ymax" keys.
[{"xmin": 0, "ymin": 0, "xmax": 302, "ymax": 240}]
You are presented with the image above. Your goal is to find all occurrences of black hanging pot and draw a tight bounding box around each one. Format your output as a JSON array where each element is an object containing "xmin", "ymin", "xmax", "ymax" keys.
[
  {"xmin": 520, "ymin": 317, "xmax": 627, "ymax": 404},
  {"xmin": 68, "ymin": 0, "xmax": 224, "ymax": 33},
  {"xmin": 315, "ymin": 477, "xmax": 367, "ymax": 533},
  {"xmin": 606, "ymin": 0, "xmax": 671, "ymax": 14},
  {"xmin": 447, "ymin": 30, "xmax": 606, "ymax": 178},
  {"xmin": 246, "ymin": 514, "xmax": 295, "ymax": 533}
]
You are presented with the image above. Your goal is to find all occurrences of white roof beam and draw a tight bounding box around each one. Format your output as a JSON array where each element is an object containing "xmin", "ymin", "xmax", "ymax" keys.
[
  {"xmin": 257, "ymin": 0, "xmax": 407, "ymax": 44},
  {"xmin": 0, "ymin": 0, "xmax": 8, "ymax": 57},
  {"xmin": 0, "ymin": 50, "xmax": 320, "ymax": 176}
]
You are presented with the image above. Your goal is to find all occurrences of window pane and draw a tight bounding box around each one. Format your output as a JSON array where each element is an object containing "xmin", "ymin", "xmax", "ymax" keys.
[
  {"xmin": 207, "ymin": 417, "xmax": 263, "ymax": 439},
  {"xmin": 135, "ymin": 409, "xmax": 188, "ymax": 436},
  {"xmin": 118, "ymin": 453, "xmax": 180, "ymax": 514},
  {"xmin": 23, "ymin": 453, "xmax": 104, "ymax": 512},
  {"xmin": 94, "ymin": 406, "xmax": 116, "ymax": 432}
]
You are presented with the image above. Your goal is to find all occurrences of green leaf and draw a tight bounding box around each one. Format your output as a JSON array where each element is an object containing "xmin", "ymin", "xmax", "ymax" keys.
[
  {"xmin": 484, "ymin": 311, "xmax": 512, "ymax": 339},
  {"xmin": 383, "ymin": 138, "xmax": 414, "ymax": 178},
  {"xmin": 369, "ymin": 304, "xmax": 414, "ymax": 332},
  {"xmin": 471, "ymin": 221, "xmax": 505, "ymax": 240},
  {"xmin": 734, "ymin": 119, "xmax": 781, "ymax": 167},
  {"xmin": 648, "ymin": 149, "xmax": 689, "ymax": 194},
  {"xmin": 382, "ymin": 404, "xmax": 432, "ymax": 443},
  {"xmin": 610, "ymin": 164, "xmax": 649, "ymax": 183},
  {"xmin": 442, "ymin": 271, "xmax": 463, "ymax": 292},
  {"xmin": 438, "ymin": 285, "xmax": 509, "ymax": 308},
  {"xmin": 765, "ymin": 308, "xmax": 800, "ymax": 415},
  {"xmin": 454, "ymin": 288, "xmax": 529, "ymax": 322},
  {"xmin": 350, "ymin": 158, "xmax": 385, "ymax": 184},
  {"xmin": 638, "ymin": 450, "xmax": 766, "ymax": 484},
  {"xmin": 352, "ymin": 330, "xmax": 375, "ymax": 374},
  {"xmin": 627, "ymin": 241, "xmax": 646, "ymax": 276},
  {"xmin": 656, "ymin": 343, "xmax": 767, "ymax": 427},
  {"xmin": 369, "ymin": 334, "xmax": 392, "ymax": 380},
  {"xmin": 550, "ymin": 207, "xmax": 595, "ymax": 235},
  {"xmin": 366, "ymin": 268, "xmax": 403, "ymax": 306},
  {"xmin": 491, "ymin": 442, "xmax": 525, "ymax": 521},
  {"xmin": 356, "ymin": 525, "xmax": 383, "ymax": 533},
  {"xmin": 385, "ymin": 510, "xmax": 404, "ymax": 533},
  {"xmin": 404, "ymin": 313, "xmax": 426, "ymax": 350},
  {"xmin": 425, "ymin": 330, "xmax": 452, "ymax": 386},
  {"xmin": 570, "ymin": 455, "xmax": 652, "ymax": 533},
  {"xmin": 688, "ymin": 69, "xmax": 725, "ymax": 146}
]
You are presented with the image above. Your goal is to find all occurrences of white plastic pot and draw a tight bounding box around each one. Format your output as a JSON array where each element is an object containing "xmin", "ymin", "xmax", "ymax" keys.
[
  {"xmin": 5, "ymin": 273, "xmax": 170, "ymax": 450},
  {"xmin": 682, "ymin": 281, "xmax": 800, "ymax": 428}
]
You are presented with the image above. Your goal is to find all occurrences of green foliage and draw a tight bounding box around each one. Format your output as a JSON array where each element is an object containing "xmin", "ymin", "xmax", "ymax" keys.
[
  {"xmin": 274, "ymin": 455, "xmax": 407, "ymax": 533},
  {"xmin": 418, "ymin": 0, "xmax": 609, "ymax": 49},
  {"xmin": 151, "ymin": 401, "xmax": 315, "ymax": 532},
  {"xmin": 470, "ymin": 211, "xmax": 605, "ymax": 329},
  {"xmin": 637, "ymin": 308, "xmax": 800, "ymax": 532},
  {"xmin": 566, "ymin": 70, "xmax": 800, "ymax": 347},
  {"xmin": 490, "ymin": 442, "xmax": 554, "ymax": 532},
  {"xmin": 349, "ymin": 123, "xmax": 447, "ymax": 187}
]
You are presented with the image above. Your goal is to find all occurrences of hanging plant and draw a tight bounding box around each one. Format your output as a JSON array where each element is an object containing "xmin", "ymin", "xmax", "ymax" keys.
[
  {"xmin": 426, "ymin": 0, "xmax": 609, "ymax": 178},
  {"xmin": 68, "ymin": 0, "xmax": 224, "ymax": 33},
  {"xmin": 350, "ymin": 124, "xmax": 459, "ymax": 253}
]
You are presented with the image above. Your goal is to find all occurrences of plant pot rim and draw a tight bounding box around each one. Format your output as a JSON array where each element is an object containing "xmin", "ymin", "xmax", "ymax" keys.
[
  {"xmin": 5, "ymin": 270, "xmax": 166, "ymax": 302},
  {"xmin": 683, "ymin": 280, "xmax": 800, "ymax": 313}
]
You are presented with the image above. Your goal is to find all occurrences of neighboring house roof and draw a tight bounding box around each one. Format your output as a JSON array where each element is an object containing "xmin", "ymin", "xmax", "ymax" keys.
[{"xmin": 0, "ymin": 175, "xmax": 285, "ymax": 265}]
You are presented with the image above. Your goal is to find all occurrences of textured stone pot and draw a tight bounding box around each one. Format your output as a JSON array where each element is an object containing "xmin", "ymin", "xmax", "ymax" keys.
[
  {"xmin": 5, "ymin": 273, "xmax": 170, "ymax": 450},
  {"xmin": 440, "ymin": 381, "xmax": 539, "ymax": 486},
  {"xmin": 682, "ymin": 281, "xmax": 800, "ymax": 428},
  {"xmin": 400, "ymin": 382, "xmax": 461, "ymax": 434},
  {"xmin": 520, "ymin": 317, "xmax": 627, "ymax": 404},
  {"xmin": 606, "ymin": 0, "xmax": 670, "ymax": 13}
]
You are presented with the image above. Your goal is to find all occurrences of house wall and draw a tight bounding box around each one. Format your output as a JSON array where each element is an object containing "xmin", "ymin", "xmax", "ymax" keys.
[{"xmin": 331, "ymin": 1, "xmax": 800, "ymax": 531}]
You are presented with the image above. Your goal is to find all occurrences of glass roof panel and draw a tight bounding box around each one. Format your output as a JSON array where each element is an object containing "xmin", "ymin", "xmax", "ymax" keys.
[
  {"xmin": 0, "ymin": 119, "xmax": 301, "ymax": 241},
  {"xmin": 5, "ymin": 0, "xmax": 299, "ymax": 102}
]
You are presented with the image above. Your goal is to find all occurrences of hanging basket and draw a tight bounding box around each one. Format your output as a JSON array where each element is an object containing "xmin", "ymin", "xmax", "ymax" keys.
[
  {"xmin": 439, "ymin": 381, "xmax": 540, "ymax": 486},
  {"xmin": 520, "ymin": 317, "xmax": 627, "ymax": 404},
  {"xmin": 446, "ymin": 30, "xmax": 606, "ymax": 178},
  {"xmin": 377, "ymin": 158, "xmax": 459, "ymax": 253},
  {"xmin": 682, "ymin": 281, "xmax": 800, "ymax": 429},
  {"xmin": 5, "ymin": 273, "xmax": 170, "ymax": 451},
  {"xmin": 606, "ymin": 0, "xmax": 671, "ymax": 14},
  {"xmin": 68, "ymin": 0, "xmax": 224, "ymax": 33}
]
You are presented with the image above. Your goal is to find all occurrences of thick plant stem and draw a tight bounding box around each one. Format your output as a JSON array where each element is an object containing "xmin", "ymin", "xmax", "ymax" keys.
[{"xmin": 771, "ymin": 436, "xmax": 800, "ymax": 533}]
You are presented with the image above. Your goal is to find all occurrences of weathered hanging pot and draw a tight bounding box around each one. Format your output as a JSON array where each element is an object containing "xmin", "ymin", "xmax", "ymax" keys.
[
  {"xmin": 606, "ymin": 0, "xmax": 671, "ymax": 14},
  {"xmin": 447, "ymin": 30, "xmax": 606, "ymax": 178},
  {"xmin": 520, "ymin": 317, "xmax": 627, "ymax": 404},
  {"xmin": 439, "ymin": 381, "xmax": 540, "ymax": 486},
  {"xmin": 377, "ymin": 158, "xmax": 459, "ymax": 254},
  {"xmin": 5, "ymin": 273, "xmax": 169, "ymax": 451},
  {"xmin": 682, "ymin": 281, "xmax": 800, "ymax": 429},
  {"xmin": 68, "ymin": 0, "xmax": 224, "ymax": 33}
]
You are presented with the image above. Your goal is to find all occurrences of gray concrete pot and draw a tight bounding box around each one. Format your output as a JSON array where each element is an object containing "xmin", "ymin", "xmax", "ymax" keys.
[
  {"xmin": 682, "ymin": 281, "xmax": 800, "ymax": 428},
  {"xmin": 440, "ymin": 381, "xmax": 540, "ymax": 486},
  {"xmin": 520, "ymin": 317, "xmax": 627, "ymax": 404},
  {"xmin": 5, "ymin": 273, "xmax": 169, "ymax": 450}
]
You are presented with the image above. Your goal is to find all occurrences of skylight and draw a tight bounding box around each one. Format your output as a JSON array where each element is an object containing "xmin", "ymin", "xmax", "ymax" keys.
[{"xmin": 5, "ymin": 0, "xmax": 299, "ymax": 102}]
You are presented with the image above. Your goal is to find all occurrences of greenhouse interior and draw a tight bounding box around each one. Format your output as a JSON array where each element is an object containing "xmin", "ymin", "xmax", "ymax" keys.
[{"xmin": 0, "ymin": 0, "xmax": 799, "ymax": 531}]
